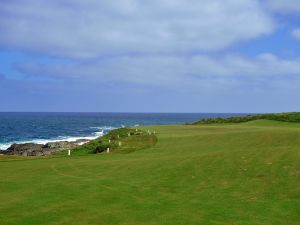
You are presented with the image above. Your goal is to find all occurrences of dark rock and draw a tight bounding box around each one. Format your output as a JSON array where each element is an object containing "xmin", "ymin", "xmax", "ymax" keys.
[
  {"xmin": 44, "ymin": 141, "xmax": 76, "ymax": 150},
  {"xmin": 7, "ymin": 143, "xmax": 44, "ymax": 156},
  {"xmin": 3, "ymin": 141, "xmax": 79, "ymax": 156}
]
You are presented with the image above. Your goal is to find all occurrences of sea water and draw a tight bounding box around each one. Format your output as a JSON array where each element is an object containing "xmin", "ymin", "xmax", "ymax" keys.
[{"xmin": 0, "ymin": 112, "xmax": 246, "ymax": 150}]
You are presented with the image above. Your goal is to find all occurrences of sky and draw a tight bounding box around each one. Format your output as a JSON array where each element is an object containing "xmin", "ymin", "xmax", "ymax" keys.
[{"xmin": 0, "ymin": 0, "xmax": 300, "ymax": 113}]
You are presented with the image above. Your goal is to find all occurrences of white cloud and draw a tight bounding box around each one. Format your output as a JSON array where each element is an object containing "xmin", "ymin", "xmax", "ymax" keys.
[
  {"xmin": 292, "ymin": 28, "xmax": 300, "ymax": 40},
  {"xmin": 15, "ymin": 53, "xmax": 300, "ymax": 91},
  {"xmin": 0, "ymin": 0, "xmax": 274, "ymax": 58}
]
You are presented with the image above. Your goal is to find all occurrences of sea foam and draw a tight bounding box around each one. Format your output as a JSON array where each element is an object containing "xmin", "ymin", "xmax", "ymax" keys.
[{"xmin": 0, "ymin": 126, "xmax": 115, "ymax": 151}]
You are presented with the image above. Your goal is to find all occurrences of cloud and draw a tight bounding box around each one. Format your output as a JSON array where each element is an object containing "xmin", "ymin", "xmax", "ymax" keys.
[
  {"xmin": 5, "ymin": 52, "xmax": 300, "ymax": 113},
  {"xmin": 292, "ymin": 28, "xmax": 300, "ymax": 40},
  {"xmin": 2, "ymin": 1, "xmax": 300, "ymax": 113},
  {"xmin": 0, "ymin": 0, "xmax": 274, "ymax": 58},
  {"xmin": 266, "ymin": 0, "xmax": 300, "ymax": 13},
  {"xmin": 15, "ymin": 53, "xmax": 300, "ymax": 92}
]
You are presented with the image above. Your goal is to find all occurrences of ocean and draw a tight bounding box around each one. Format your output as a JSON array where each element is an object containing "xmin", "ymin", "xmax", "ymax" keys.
[{"xmin": 0, "ymin": 112, "xmax": 246, "ymax": 150}]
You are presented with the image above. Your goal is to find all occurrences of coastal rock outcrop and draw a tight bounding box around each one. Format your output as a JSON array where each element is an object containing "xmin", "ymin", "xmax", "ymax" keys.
[
  {"xmin": 6, "ymin": 143, "xmax": 45, "ymax": 156},
  {"xmin": 3, "ymin": 141, "xmax": 78, "ymax": 156},
  {"xmin": 44, "ymin": 141, "xmax": 77, "ymax": 150}
]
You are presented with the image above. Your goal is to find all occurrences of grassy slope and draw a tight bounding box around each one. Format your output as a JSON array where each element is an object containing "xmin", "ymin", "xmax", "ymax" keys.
[
  {"xmin": 0, "ymin": 121, "xmax": 300, "ymax": 225},
  {"xmin": 63, "ymin": 128, "xmax": 157, "ymax": 156}
]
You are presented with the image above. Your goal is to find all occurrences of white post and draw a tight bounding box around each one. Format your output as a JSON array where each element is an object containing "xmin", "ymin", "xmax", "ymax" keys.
[
  {"xmin": 107, "ymin": 148, "xmax": 110, "ymax": 153},
  {"xmin": 68, "ymin": 150, "xmax": 71, "ymax": 156},
  {"xmin": 109, "ymin": 139, "xmax": 111, "ymax": 143}
]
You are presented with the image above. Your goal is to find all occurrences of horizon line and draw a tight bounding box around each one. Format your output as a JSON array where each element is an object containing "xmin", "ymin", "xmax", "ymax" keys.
[{"xmin": 0, "ymin": 111, "xmax": 274, "ymax": 114}]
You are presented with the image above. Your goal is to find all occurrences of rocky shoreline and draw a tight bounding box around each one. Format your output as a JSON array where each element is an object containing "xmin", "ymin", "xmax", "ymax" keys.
[{"xmin": 0, "ymin": 139, "xmax": 90, "ymax": 156}]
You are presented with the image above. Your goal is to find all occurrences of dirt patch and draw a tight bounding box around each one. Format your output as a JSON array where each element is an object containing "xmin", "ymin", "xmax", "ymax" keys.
[{"xmin": 294, "ymin": 171, "xmax": 300, "ymax": 177}]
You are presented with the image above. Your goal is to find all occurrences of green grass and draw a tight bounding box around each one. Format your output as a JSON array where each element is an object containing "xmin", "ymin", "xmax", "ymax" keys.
[
  {"xmin": 191, "ymin": 112, "xmax": 300, "ymax": 124},
  {"xmin": 65, "ymin": 128, "xmax": 157, "ymax": 155},
  {"xmin": 0, "ymin": 121, "xmax": 300, "ymax": 225}
]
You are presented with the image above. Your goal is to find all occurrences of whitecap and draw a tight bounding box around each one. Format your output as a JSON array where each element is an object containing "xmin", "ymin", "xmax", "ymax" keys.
[{"xmin": 0, "ymin": 126, "xmax": 116, "ymax": 151}]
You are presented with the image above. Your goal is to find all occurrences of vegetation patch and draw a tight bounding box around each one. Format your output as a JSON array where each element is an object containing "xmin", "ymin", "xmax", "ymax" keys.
[
  {"xmin": 190, "ymin": 112, "xmax": 300, "ymax": 125},
  {"xmin": 1, "ymin": 121, "xmax": 300, "ymax": 224},
  {"xmin": 70, "ymin": 128, "xmax": 157, "ymax": 155}
]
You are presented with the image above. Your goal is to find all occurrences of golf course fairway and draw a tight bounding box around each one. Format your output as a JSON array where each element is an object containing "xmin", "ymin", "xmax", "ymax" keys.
[{"xmin": 0, "ymin": 119, "xmax": 300, "ymax": 225}]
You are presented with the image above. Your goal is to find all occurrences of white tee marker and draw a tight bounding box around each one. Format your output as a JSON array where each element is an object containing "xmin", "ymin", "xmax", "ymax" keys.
[
  {"xmin": 107, "ymin": 148, "xmax": 110, "ymax": 153},
  {"xmin": 68, "ymin": 150, "xmax": 71, "ymax": 156}
]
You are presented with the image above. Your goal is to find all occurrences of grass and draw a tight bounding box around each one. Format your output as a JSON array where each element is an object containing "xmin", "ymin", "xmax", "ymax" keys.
[
  {"xmin": 191, "ymin": 112, "xmax": 300, "ymax": 124},
  {"xmin": 60, "ymin": 128, "xmax": 157, "ymax": 155},
  {"xmin": 0, "ymin": 120, "xmax": 300, "ymax": 225}
]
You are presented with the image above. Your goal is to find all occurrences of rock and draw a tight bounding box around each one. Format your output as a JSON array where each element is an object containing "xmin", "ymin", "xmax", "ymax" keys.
[
  {"xmin": 7, "ymin": 143, "xmax": 44, "ymax": 156},
  {"xmin": 44, "ymin": 141, "xmax": 77, "ymax": 150},
  {"xmin": 3, "ymin": 141, "xmax": 78, "ymax": 157},
  {"xmin": 3, "ymin": 143, "xmax": 44, "ymax": 156}
]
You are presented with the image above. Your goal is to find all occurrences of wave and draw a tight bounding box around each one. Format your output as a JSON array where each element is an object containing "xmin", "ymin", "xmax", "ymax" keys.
[
  {"xmin": 0, "ymin": 126, "xmax": 116, "ymax": 151},
  {"xmin": 90, "ymin": 126, "xmax": 115, "ymax": 130}
]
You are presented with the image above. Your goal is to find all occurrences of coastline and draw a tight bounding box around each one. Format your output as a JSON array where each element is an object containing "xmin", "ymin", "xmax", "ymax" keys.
[
  {"xmin": 0, "ymin": 134, "xmax": 105, "ymax": 156},
  {"xmin": 0, "ymin": 129, "xmax": 107, "ymax": 151},
  {"xmin": 0, "ymin": 112, "xmax": 245, "ymax": 151},
  {"xmin": 0, "ymin": 112, "xmax": 247, "ymax": 152}
]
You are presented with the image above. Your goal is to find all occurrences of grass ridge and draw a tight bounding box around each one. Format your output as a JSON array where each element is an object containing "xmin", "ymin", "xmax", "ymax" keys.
[{"xmin": 190, "ymin": 112, "xmax": 300, "ymax": 125}]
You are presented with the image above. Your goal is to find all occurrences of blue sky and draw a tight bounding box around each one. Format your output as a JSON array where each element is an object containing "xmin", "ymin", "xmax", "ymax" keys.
[{"xmin": 1, "ymin": 0, "xmax": 300, "ymax": 113}]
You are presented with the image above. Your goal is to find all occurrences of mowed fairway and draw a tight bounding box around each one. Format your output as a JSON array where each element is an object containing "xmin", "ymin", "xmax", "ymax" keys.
[{"xmin": 0, "ymin": 120, "xmax": 300, "ymax": 225}]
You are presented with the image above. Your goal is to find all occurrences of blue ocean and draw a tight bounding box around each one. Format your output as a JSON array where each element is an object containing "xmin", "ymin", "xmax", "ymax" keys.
[{"xmin": 0, "ymin": 112, "xmax": 246, "ymax": 150}]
